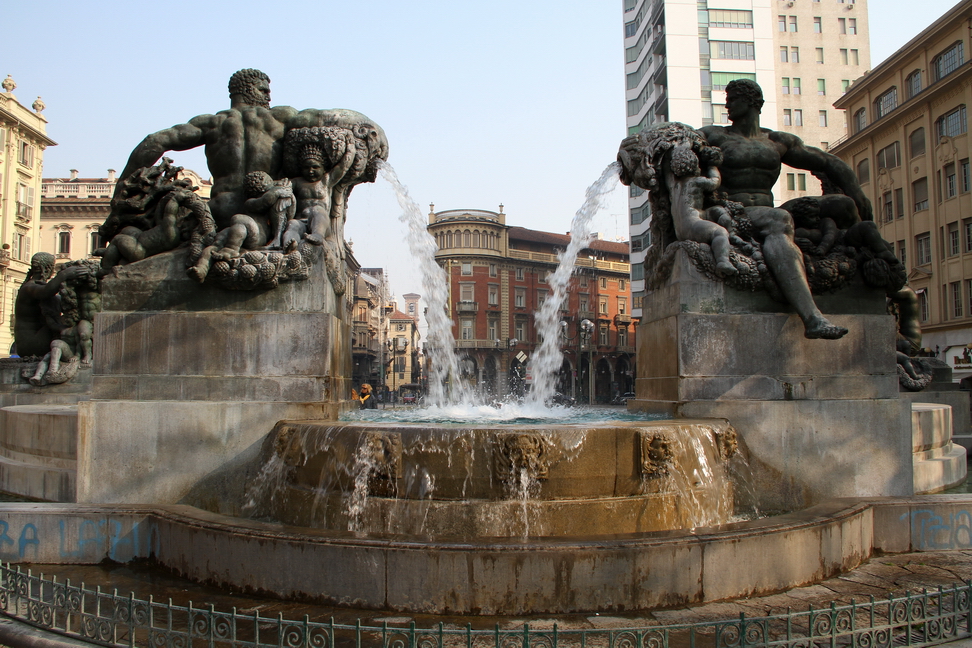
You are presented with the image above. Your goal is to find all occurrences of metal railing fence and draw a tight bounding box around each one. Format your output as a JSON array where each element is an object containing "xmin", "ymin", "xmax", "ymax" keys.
[{"xmin": 0, "ymin": 564, "xmax": 969, "ymax": 648}]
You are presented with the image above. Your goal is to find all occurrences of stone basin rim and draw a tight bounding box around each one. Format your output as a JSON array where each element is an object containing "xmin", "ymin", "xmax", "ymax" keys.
[{"xmin": 0, "ymin": 496, "xmax": 930, "ymax": 550}]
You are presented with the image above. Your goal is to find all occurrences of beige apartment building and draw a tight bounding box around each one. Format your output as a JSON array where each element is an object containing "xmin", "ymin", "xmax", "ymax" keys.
[
  {"xmin": 0, "ymin": 76, "xmax": 56, "ymax": 355},
  {"xmin": 623, "ymin": 0, "xmax": 869, "ymax": 315},
  {"xmin": 39, "ymin": 169, "xmax": 211, "ymax": 263},
  {"xmin": 831, "ymin": 0, "xmax": 972, "ymax": 379}
]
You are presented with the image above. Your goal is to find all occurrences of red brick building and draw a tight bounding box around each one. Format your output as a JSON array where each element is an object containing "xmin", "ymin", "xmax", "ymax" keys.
[{"xmin": 429, "ymin": 206, "xmax": 635, "ymax": 403}]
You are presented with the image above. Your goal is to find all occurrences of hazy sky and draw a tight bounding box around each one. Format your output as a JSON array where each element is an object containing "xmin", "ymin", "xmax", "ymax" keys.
[{"xmin": 5, "ymin": 0, "xmax": 960, "ymax": 304}]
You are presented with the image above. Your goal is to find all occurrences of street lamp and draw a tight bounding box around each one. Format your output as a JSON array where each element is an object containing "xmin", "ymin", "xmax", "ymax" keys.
[{"xmin": 580, "ymin": 319, "xmax": 595, "ymax": 405}]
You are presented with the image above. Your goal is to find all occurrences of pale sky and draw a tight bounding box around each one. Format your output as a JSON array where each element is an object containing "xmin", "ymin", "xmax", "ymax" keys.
[{"xmin": 4, "ymin": 0, "xmax": 961, "ymax": 304}]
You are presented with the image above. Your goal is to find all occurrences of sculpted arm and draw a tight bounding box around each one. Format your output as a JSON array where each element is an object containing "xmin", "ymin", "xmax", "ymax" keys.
[
  {"xmin": 114, "ymin": 114, "xmax": 219, "ymax": 194},
  {"xmin": 774, "ymin": 131, "xmax": 873, "ymax": 221}
]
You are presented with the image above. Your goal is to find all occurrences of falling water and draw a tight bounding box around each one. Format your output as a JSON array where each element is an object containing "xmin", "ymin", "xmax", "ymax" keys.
[
  {"xmin": 526, "ymin": 162, "xmax": 621, "ymax": 406},
  {"xmin": 379, "ymin": 161, "xmax": 465, "ymax": 407}
]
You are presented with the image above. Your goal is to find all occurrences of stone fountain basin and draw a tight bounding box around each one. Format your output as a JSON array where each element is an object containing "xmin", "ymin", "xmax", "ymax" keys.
[
  {"xmin": 245, "ymin": 420, "xmax": 739, "ymax": 538},
  {"xmin": 0, "ymin": 494, "xmax": 966, "ymax": 614}
]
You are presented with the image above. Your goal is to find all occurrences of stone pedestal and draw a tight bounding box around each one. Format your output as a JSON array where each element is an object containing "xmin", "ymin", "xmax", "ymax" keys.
[
  {"xmin": 630, "ymin": 250, "xmax": 914, "ymax": 510},
  {"xmin": 76, "ymin": 249, "xmax": 349, "ymax": 504}
]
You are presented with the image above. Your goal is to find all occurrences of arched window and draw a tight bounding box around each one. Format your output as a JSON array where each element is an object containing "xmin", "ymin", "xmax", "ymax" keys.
[
  {"xmin": 856, "ymin": 158, "xmax": 870, "ymax": 184},
  {"xmin": 932, "ymin": 41, "xmax": 964, "ymax": 82},
  {"xmin": 906, "ymin": 70, "xmax": 922, "ymax": 99},
  {"xmin": 472, "ymin": 230, "xmax": 481, "ymax": 248},
  {"xmin": 910, "ymin": 128, "xmax": 926, "ymax": 158},
  {"xmin": 874, "ymin": 87, "xmax": 897, "ymax": 119},
  {"xmin": 853, "ymin": 108, "xmax": 867, "ymax": 133},
  {"xmin": 446, "ymin": 232, "xmax": 453, "ymax": 248},
  {"xmin": 936, "ymin": 105, "xmax": 967, "ymax": 139},
  {"xmin": 89, "ymin": 230, "xmax": 101, "ymax": 254},
  {"xmin": 463, "ymin": 230, "xmax": 471, "ymax": 247}
]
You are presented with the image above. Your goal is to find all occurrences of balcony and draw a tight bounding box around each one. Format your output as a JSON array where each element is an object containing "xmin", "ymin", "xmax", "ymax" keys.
[
  {"xmin": 456, "ymin": 301, "xmax": 478, "ymax": 313},
  {"xmin": 615, "ymin": 314, "xmax": 632, "ymax": 325},
  {"xmin": 578, "ymin": 310, "xmax": 596, "ymax": 321},
  {"xmin": 15, "ymin": 202, "xmax": 32, "ymax": 223}
]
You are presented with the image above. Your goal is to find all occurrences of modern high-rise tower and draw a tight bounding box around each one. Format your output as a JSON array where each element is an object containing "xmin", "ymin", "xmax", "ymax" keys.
[{"xmin": 623, "ymin": 0, "xmax": 869, "ymax": 315}]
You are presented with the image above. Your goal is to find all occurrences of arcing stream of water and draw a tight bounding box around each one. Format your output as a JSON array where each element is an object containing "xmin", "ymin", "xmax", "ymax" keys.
[{"xmin": 380, "ymin": 160, "xmax": 621, "ymax": 407}]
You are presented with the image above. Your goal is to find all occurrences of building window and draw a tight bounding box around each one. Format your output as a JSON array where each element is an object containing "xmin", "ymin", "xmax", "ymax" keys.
[
  {"xmin": 708, "ymin": 9, "xmax": 752, "ymax": 27},
  {"xmin": 910, "ymin": 128, "xmax": 925, "ymax": 157},
  {"xmin": 898, "ymin": 240, "xmax": 907, "ymax": 266},
  {"xmin": 17, "ymin": 141, "xmax": 35, "ymax": 168},
  {"xmin": 515, "ymin": 320, "xmax": 526, "ymax": 341},
  {"xmin": 913, "ymin": 177, "xmax": 929, "ymax": 212},
  {"xmin": 882, "ymin": 192, "xmax": 893, "ymax": 223},
  {"xmin": 918, "ymin": 290, "xmax": 929, "ymax": 322},
  {"xmin": 936, "ymin": 105, "xmax": 967, "ymax": 139},
  {"xmin": 778, "ymin": 15, "xmax": 786, "ymax": 31},
  {"xmin": 877, "ymin": 142, "xmax": 900, "ymax": 169},
  {"xmin": 599, "ymin": 325, "xmax": 609, "ymax": 346},
  {"xmin": 874, "ymin": 88, "xmax": 897, "ymax": 119},
  {"xmin": 850, "ymin": 49, "xmax": 859, "ymax": 65},
  {"xmin": 789, "ymin": 15, "xmax": 798, "ymax": 31},
  {"xmin": 783, "ymin": 109, "xmax": 792, "ymax": 126},
  {"xmin": 780, "ymin": 47, "xmax": 788, "ymax": 63},
  {"xmin": 949, "ymin": 222, "xmax": 960, "ymax": 255},
  {"xmin": 90, "ymin": 230, "xmax": 101, "ymax": 254},
  {"xmin": 839, "ymin": 17, "xmax": 846, "ymax": 34},
  {"xmin": 945, "ymin": 162, "xmax": 958, "ymax": 199},
  {"xmin": 618, "ymin": 297, "xmax": 627, "ymax": 314},
  {"xmin": 461, "ymin": 319, "xmax": 473, "ymax": 340},
  {"xmin": 856, "ymin": 158, "xmax": 870, "ymax": 184},
  {"xmin": 817, "ymin": 79, "xmax": 826, "ymax": 96},
  {"xmin": 462, "ymin": 230, "xmax": 471, "ymax": 247},
  {"xmin": 782, "ymin": 78, "xmax": 790, "ymax": 94},
  {"xmin": 461, "ymin": 262, "xmax": 472, "ymax": 276},
  {"xmin": 916, "ymin": 232, "xmax": 932, "ymax": 265},
  {"xmin": 952, "ymin": 282, "xmax": 963, "ymax": 318},
  {"xmin": 599, "ymin": 297, "xmax": 608, "ymax": 314},
  {"xmin": 962, "ymin": 159, "xmax": 971, "ymax": 192},
  {"xmin": 813, "ymin": 16, "xmax": 822, "ymax": 32},
  {"xmin": 791, "ymin": 47, "xmax": 800, "ymax": 62},
  {"xmin": 848, "ymin": 18, "xmax": 857, "ymax": 34},
  {"xmin": 895, "ymin": 188, "xmax": 904, "ymax": 218},
  {"xmin": 460, "ymin": 282, "xmax": 474, "ymax": 302},
  {"xmin": 489, "ymin": 263, "xmax": 497, "ymax": 277},
  {"xmin": 15, "ymin": 184, "xmax": 34, "ymax": 222},
  {"xmin": 57, "ymin": 231, "xmax": 71, "ymax": 255},
  {"xmin": 816, "ymin": 48, "xmax": 824, "ymax": 64},
  {"xmin": 965, "ymin": 219, "xmax": 972, "ymax": 252},
  {"xmin": 906, "ymin": 70, "xmax": 922, "ymax": 99},
  {"xmin": 619, "ymin": 278, "xmax": 627, "ymax": 291},
  {"xmin": 932, "ymin": 42, "xmax": 964, "ymax": 82},
  {"xmin": 792, "ymin": 78, "xmax": 801, "ymax": 95},
  {"xmin": 819, "ymin": 110, "xmax": 828, "ymax": 127},
  {"xmin": 853, "ymin": 108, "xmax": 866, "ymax": 133},
  {"xmin": 487, "ymin": 319, "xmax": 497, "ymax": 340},
  {"xmin": 793, "ymin": 109, "xmax": 803, "ymax": 126},
  {"xmin": 579, "ymin": 295, "xmax": 589, "ymax": 312},
  {"xmin": 842, "ymin": 79, "xmax": 851, "ymax": 93},
  {"xmin": 515, "ymin": 267, "xmax": 524, "ymax": 281},
  {"xmin": 710, "ymin": 41, "xmax": 755, "ymax": 60},
  {"xmin": 488, "ymin": 284, "xmax": 498, "ymax": 305},
  {"xmin": 618, "ymin": 327, "xmax": 628, "ymax": 347},
  {"xmin": 537, "ymin": 290, "xmax": 547, "ymax": 306},
  {"xmin": 599, "ymin": 277, "xmax": 608, "ymax": 289},
  {"xmin": 515, "ymin": 288, "xmax": 526, "ymax": 308}
]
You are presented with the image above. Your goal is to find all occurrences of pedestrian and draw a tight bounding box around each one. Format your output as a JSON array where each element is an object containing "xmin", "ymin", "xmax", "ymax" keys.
[{"xmin": 358, "ymin": 383, "xmax": 377, "ymax": 409}]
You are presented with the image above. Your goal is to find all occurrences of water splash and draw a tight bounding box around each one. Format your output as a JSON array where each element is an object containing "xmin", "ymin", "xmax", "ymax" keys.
[
  {"xmin": 526, "ymin": 162, "xmax": 621, "ymax": 406},
  {"xmin": 379, "ymin": 161, "xmax": 464, "ymax": 407}
]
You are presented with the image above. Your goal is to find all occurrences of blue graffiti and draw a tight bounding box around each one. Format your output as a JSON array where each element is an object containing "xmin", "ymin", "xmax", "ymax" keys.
[{"xmin": 902, "ymin": 509, "xmax": 972, "ymax": 550}]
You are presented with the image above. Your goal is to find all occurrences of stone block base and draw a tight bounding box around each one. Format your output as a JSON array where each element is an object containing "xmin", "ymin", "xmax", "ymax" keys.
[
  {"xmin": 0, "ymin": 404, "xmax": 77, "ymax": 501},
  {"xmin": 911, "ymin": 403, "xmax": 968, "ymax": 494},
  {"xmin": 630, "ymin": 399, "xmax": 913, "ymax": 510}
]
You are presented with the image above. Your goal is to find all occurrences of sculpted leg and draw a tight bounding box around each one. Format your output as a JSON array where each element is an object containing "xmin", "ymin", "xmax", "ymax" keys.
[{"xmin": 749, "ymin": 207, "xmax": 847, "ymax": 340}]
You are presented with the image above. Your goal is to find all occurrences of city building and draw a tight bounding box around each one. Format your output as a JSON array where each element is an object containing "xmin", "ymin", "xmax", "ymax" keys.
[
  {"xmin": 830, "ymin": 0, "xmax": 972, "ymax": 379},
  {"xmin": 0, "ymin": 76, "xmax": 56, "ymax": 354},
  {"xmin": 429, "ymin": 206, "xmax": 635, "ymax": 403},
  {"xmin": 622, "ymin": 0, "xmax": 869, "ymax": 315},
  {"xmin": 387, "ymin": 307, "xmax": 421, "ymax": 400},
  {"xmin": 40, "ymin": 169, "xmax": 212, "ymax": 263},
  {"xmin": 351, "ymin": 268, "xmax": 391, "ymax": 391}
]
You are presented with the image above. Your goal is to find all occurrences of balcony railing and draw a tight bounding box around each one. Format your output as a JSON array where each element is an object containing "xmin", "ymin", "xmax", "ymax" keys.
[
  {"xmin": 15, "ymin": 202, "xmax": 32, "ymax": 223},
  {"xmin": 456, "ymin": 301, "xmax": 478, "ymax": 313}
]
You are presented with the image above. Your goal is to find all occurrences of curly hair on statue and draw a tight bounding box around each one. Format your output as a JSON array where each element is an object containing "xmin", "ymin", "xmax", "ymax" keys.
[
  {"xmin": 725, "ymin": 78, "xmax": 765, "ymax": 111},
  {"xmin": 228, "ymin": 69, "xmax": 270, "ymax": 106}
]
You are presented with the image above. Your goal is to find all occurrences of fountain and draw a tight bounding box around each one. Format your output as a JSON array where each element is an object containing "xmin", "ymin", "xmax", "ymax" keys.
[{"xmin": 0, "ymin": 74, "xmax": 967, "ymax": 619}]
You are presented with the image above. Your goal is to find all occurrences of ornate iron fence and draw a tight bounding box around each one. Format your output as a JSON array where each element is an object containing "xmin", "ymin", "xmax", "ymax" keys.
[{"xmin": 0, "ymin": 563, "xmax": 969, "ymax": 648}]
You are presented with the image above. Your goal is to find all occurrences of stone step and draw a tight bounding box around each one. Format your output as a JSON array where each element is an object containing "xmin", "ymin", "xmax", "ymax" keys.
[{"xmin": 911, "ymin": 403, "xmax": 953, "ymax": 453}]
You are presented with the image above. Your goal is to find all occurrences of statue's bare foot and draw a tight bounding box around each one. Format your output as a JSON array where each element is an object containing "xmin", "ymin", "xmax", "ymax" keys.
[
  {"xmin": 212, "ymin": 248, "xmax": 239, "ymax": 262},
  {"xmin": 303, "ymin": 232, "xmax": 325, "ymax": 246},
  {"xmin": 715, "ymin": 260, "xmax": 737, "ymax": 277},
  {"xmin": 28, "ymin": 375, "xmax": 45, "ymax": 386},
  {"xmin": 804, "ymin": 317, "xmax": 848, "ymax": 340},
  {"xmin": 186, "ymin": 266, "xmax": 207, "ymax": 283}
]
